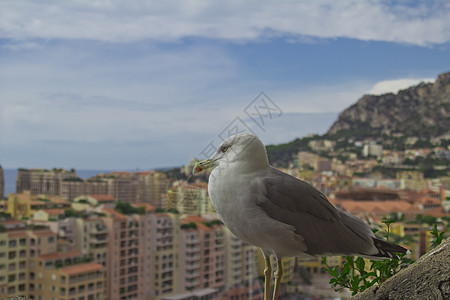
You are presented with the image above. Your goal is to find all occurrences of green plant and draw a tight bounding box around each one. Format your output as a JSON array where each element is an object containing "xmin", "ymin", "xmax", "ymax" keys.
[
  {"xmin": 323, "ymin": 218, "xmax": 409, "ymax": 295},
  {"xmin": 323, "ymin": 219, "xmax": 446, "ymax": 295},
  {"xmin": 430, "ymin": 224, "xmax": 445, "ymax": 249}
]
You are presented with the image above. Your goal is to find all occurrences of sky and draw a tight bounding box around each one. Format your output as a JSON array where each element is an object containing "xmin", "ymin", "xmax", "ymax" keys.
[{"xmin": 0, "ymin": 0, "xmax": 449, "ymax": 170}]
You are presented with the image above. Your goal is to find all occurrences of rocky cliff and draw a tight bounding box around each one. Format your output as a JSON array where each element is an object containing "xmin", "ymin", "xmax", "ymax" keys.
[{"xmin": 327, "ymin": 71, "xmax": 450, "ymax": 139}]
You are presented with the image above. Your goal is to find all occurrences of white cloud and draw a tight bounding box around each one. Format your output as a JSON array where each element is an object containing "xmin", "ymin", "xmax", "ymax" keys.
[
  {"xmin": 368, "ymin": 78, "xmax": 435, "ymax": 95},
  {"xmin": 1, "ymin": 0, "xmax": 449, "ymax": 46}
]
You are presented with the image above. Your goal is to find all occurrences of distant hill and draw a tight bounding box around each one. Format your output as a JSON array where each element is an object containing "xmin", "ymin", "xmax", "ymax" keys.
[
  {"xmin": 326, "ymin": 71, "xmax": 450, "ymax": 139},
  {"xmin": 267, "ymin": 71, "xmax": 450, "ymax": 167}
]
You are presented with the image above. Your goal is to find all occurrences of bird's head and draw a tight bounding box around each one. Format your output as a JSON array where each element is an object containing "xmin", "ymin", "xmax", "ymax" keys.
[{"xmin": 193, "ymin": 133, "xmax": 269, "ymax": 175}]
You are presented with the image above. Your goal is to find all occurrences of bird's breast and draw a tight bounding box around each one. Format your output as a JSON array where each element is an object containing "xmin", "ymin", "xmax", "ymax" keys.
[{"xmin": 208, "ymin": 171, "xmax": 256, "ymax": 239}]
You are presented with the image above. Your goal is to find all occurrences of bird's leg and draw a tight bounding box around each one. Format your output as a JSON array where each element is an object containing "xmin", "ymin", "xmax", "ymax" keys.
[
  {"xmin": 263, "ymin": 256, "xmax": 272, "ymax": 300},
  {"xmin": 272, "ymin": 259, "xmax": 283, "ymax": 300}
]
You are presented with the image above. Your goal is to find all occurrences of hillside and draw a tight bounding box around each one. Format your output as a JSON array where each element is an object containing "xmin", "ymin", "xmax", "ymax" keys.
[
  {"xmin": 326, "ymin": 71, "xmax": 450, "ymax": 139},
  {"xmin": 267, "ymin": 71, "xmax": 450, "ymax": 167}
]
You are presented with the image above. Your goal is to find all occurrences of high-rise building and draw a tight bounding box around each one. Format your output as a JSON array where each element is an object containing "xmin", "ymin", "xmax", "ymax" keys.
[
  {"xmin": 32, "ymin": 251, "xmax": 106, "ymax": 300},
  {"xmin": 136, "ymin": 171, "xmax": 171, "ymax": 208},
  {"xmin": 16, "ymin": 168, "xmax": 78, "ymax": 195},
  {"xmin": 178, "ymin": 215, "xmax": 226, "ymax": 293},
  {"xmin": 166, "ymin": 182, "xmax": 214, "ymax": 215},
  {"xmin": 146, "ymin": 210, "xmax": 180, "ymax": 299},
  {"xmin": 102, "ymin": 203, "xmax": 180, "ymax": 300},
  {"xmin": 0, "ymin": 164, "xmax": 4, "ymax": 199},
  {"xmin": 0, "ymin": 221, "xmax": 57, "ymax": 299},
  {"xmin": 0, "ymin": 219, "xmax": 105, "ymax": 299},
  {"xmin": 74, "ymin": 218, "xmax": 109, "ymax": 268}
]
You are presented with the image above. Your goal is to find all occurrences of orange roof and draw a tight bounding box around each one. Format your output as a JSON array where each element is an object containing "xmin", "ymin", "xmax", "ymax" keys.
[
  {"xmin": 60, "ymin": 262, "xmax": 104, "ymax": 275},
  {"xmin": 39, "ymin": 251, "xmax": 81, "ymax": 261},
  {"xmin": 32, "ymin": 230, "xmax": 56, "ymax": 237},
  {"xmin": 8, "ymin": 231, "xmax": 28, "ymax": 238},
  {"xmin": 181, "ymin": 215, "xmax": 206, "ymax": 223},
  {"xmin": 181, "ymin": 215, "xmax": 215, "ymax": 231},
  {"xmin": 42, "ymin": 208, "xmax": 64, "ymax": 215},
  {"xmin": 135, "ymin": 171, "xmax": 153, "ymax": 176},
  {"xmin": 102, "ymin": 207, "xmax": 127, "ymax": 220},
  {"xmin": 337, "ymin": 200, "xmax": 421, "ymax": 214},
  {"xmin": 89, "ymin": 194, "xmax": 115, "ymax": 202},
  {"xmin": 424, "ymin": 207, "xmax": 450, "ymax": 218},
  {"xmin": 133, "ymin": 203, "xmax": 155, "ymax": 212}
]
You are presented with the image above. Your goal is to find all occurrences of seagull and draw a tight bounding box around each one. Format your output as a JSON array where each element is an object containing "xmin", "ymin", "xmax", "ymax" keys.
[{"xmin": 193, "ymin": 133, "xmax": 408, "ymax": 300}]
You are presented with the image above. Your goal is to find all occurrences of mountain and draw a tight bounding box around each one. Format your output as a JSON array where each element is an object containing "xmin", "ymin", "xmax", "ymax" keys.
[{"xmin": 326, "ymin": 71, "xmax": 450, "ymax": 139}]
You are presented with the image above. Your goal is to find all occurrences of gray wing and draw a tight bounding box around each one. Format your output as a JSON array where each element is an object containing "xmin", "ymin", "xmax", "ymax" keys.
[
  {"xmin": 253, "ymin": 166, "xmax": 375, "ymax": 256},
  {"xmin": 256, "ymin": 167, "xmax": 341, "ymax": 222}
]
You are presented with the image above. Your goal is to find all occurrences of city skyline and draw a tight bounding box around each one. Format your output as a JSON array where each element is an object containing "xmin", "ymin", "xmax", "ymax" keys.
[{"xmin": 1, "ymin": 1, "xmax": 450, "ymax": 170}]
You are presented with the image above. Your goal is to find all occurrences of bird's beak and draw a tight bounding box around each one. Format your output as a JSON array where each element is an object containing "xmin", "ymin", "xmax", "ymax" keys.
[{"xmin": 193, "ymin": 159, "xmax": 216, "ymax": 174}]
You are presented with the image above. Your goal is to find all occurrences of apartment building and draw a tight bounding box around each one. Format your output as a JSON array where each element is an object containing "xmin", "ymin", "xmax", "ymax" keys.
[
  {"xmin": 147, "ymin": 212, "xmax": 180, "ymax": 299},
  {"xmin": 102, "ymin": 207, "xmax": 143, "ymax": 300},
  {"xmin": 136, "ymin": 171, "xmax": 171, "ymax": 208},
  {"xmin": 102, "ymin": 203, "xmax": 178, "ymax": 300},
  {"xmin": 60, "ymin": 180, "xmax": 109, "ymax": 201},
  {"xmin": 16, "ymin": 168, "xmax": 78, "ymax": 195},
  {"xmin": 0, "ymin": 222, "xmax": 57, "ymax": 299},
  {"xmin": 7, "ymin": 191, "xmax": 70, "ymax": 220},
  {"xmin": 179, "ymin": 215, "xmax": 226, "ymax": 293},
  {"xmin": 74, "ymin": 218, "xmax": 109, "ymax": 268},
  {"xmin": 166, "ymin": 183, "xmax": 214, "ymax": 215},
  {"xmin": 32, "ymin": 251, "xmax": 106, "ymax": 300}
]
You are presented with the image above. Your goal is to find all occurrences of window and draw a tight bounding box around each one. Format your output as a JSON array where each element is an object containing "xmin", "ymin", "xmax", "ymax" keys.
[{"xmin": 48, "ymin": 237, "xmax": 55, "ymax": 243}]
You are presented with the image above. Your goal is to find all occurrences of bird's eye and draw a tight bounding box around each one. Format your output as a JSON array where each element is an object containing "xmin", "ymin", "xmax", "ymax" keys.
[{"xmin": 221, "ymin": 145, "xmax": 229, "ymax": 153}]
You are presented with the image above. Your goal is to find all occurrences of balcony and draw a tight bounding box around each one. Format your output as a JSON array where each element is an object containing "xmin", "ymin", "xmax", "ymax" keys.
[
  {"xmin": 185, "ymin": 246, "xmax": 200, "ymax": 253},
  {"xmin": 93, "ymin": 225, "xmax": 107, "ymax": 234}
]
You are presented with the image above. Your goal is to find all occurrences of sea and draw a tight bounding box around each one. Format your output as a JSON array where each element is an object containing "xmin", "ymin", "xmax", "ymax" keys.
[{"xmin": 3, "ymin": 169, "xmax": 112, "ymax": 197}]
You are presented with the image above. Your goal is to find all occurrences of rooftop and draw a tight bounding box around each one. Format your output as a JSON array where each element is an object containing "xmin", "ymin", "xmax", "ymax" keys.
[
  {"xmin": 60, "ymin": 262, "xmax": 104, "ymax": 275},
  {"xmin": 41, "ymin": 208, "xmax": 64, "ymax": 215},
  {"xmin": 32, "ymin": 230, "xmax": 56, "ymax": 237},
  {"xmin": 133, "ymin": 203, "xmax": 156, "ymax": 212},
  {"xmin": 89, "ymin": 194, "xmax": 115, "ymax": 202},
  {"xmin": 39, "ymin": 251, "xmax": 81, "ymax": 261},
  {"xmin": 102, "ymin": 207, "xmax": 127, "ymax": 220}
]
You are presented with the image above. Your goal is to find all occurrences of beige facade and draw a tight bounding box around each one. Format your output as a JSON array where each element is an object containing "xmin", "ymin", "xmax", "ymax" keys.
[
  {"xmin": 0, "ymin": 224, "xmax": 57, "ymax": 299},
  {"xmin": 16, "ymin": 168, "xmax": 78, "ymax": 195},
  {"xmin": 136, "ymin": 171, "xmax": 171, "ymax": 208},
  {"xmin": 74, "ymin": 218, "xmax": 109, "ymax": 267},
  {"xmin": 32, "ymin": 251, "xmax": 106, "ymax": 300},
  {"xmin": 7, "ymin": 191, "xmax": 70, "ymax": 220},
  {"xmin": 166, "ymin": 183, "xmax": 214, "ymax": 215}
]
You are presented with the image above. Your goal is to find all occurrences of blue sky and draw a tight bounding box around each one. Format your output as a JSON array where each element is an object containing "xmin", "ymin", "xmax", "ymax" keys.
[{"xmin": 0, "ymin": 0, "xmax": 449, "ymax": 170}]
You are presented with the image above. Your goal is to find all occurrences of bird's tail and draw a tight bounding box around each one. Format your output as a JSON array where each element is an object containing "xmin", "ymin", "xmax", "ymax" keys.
[{"xmin": 363, "ymin": 238, "xmax": 409, "ymax": 260}]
